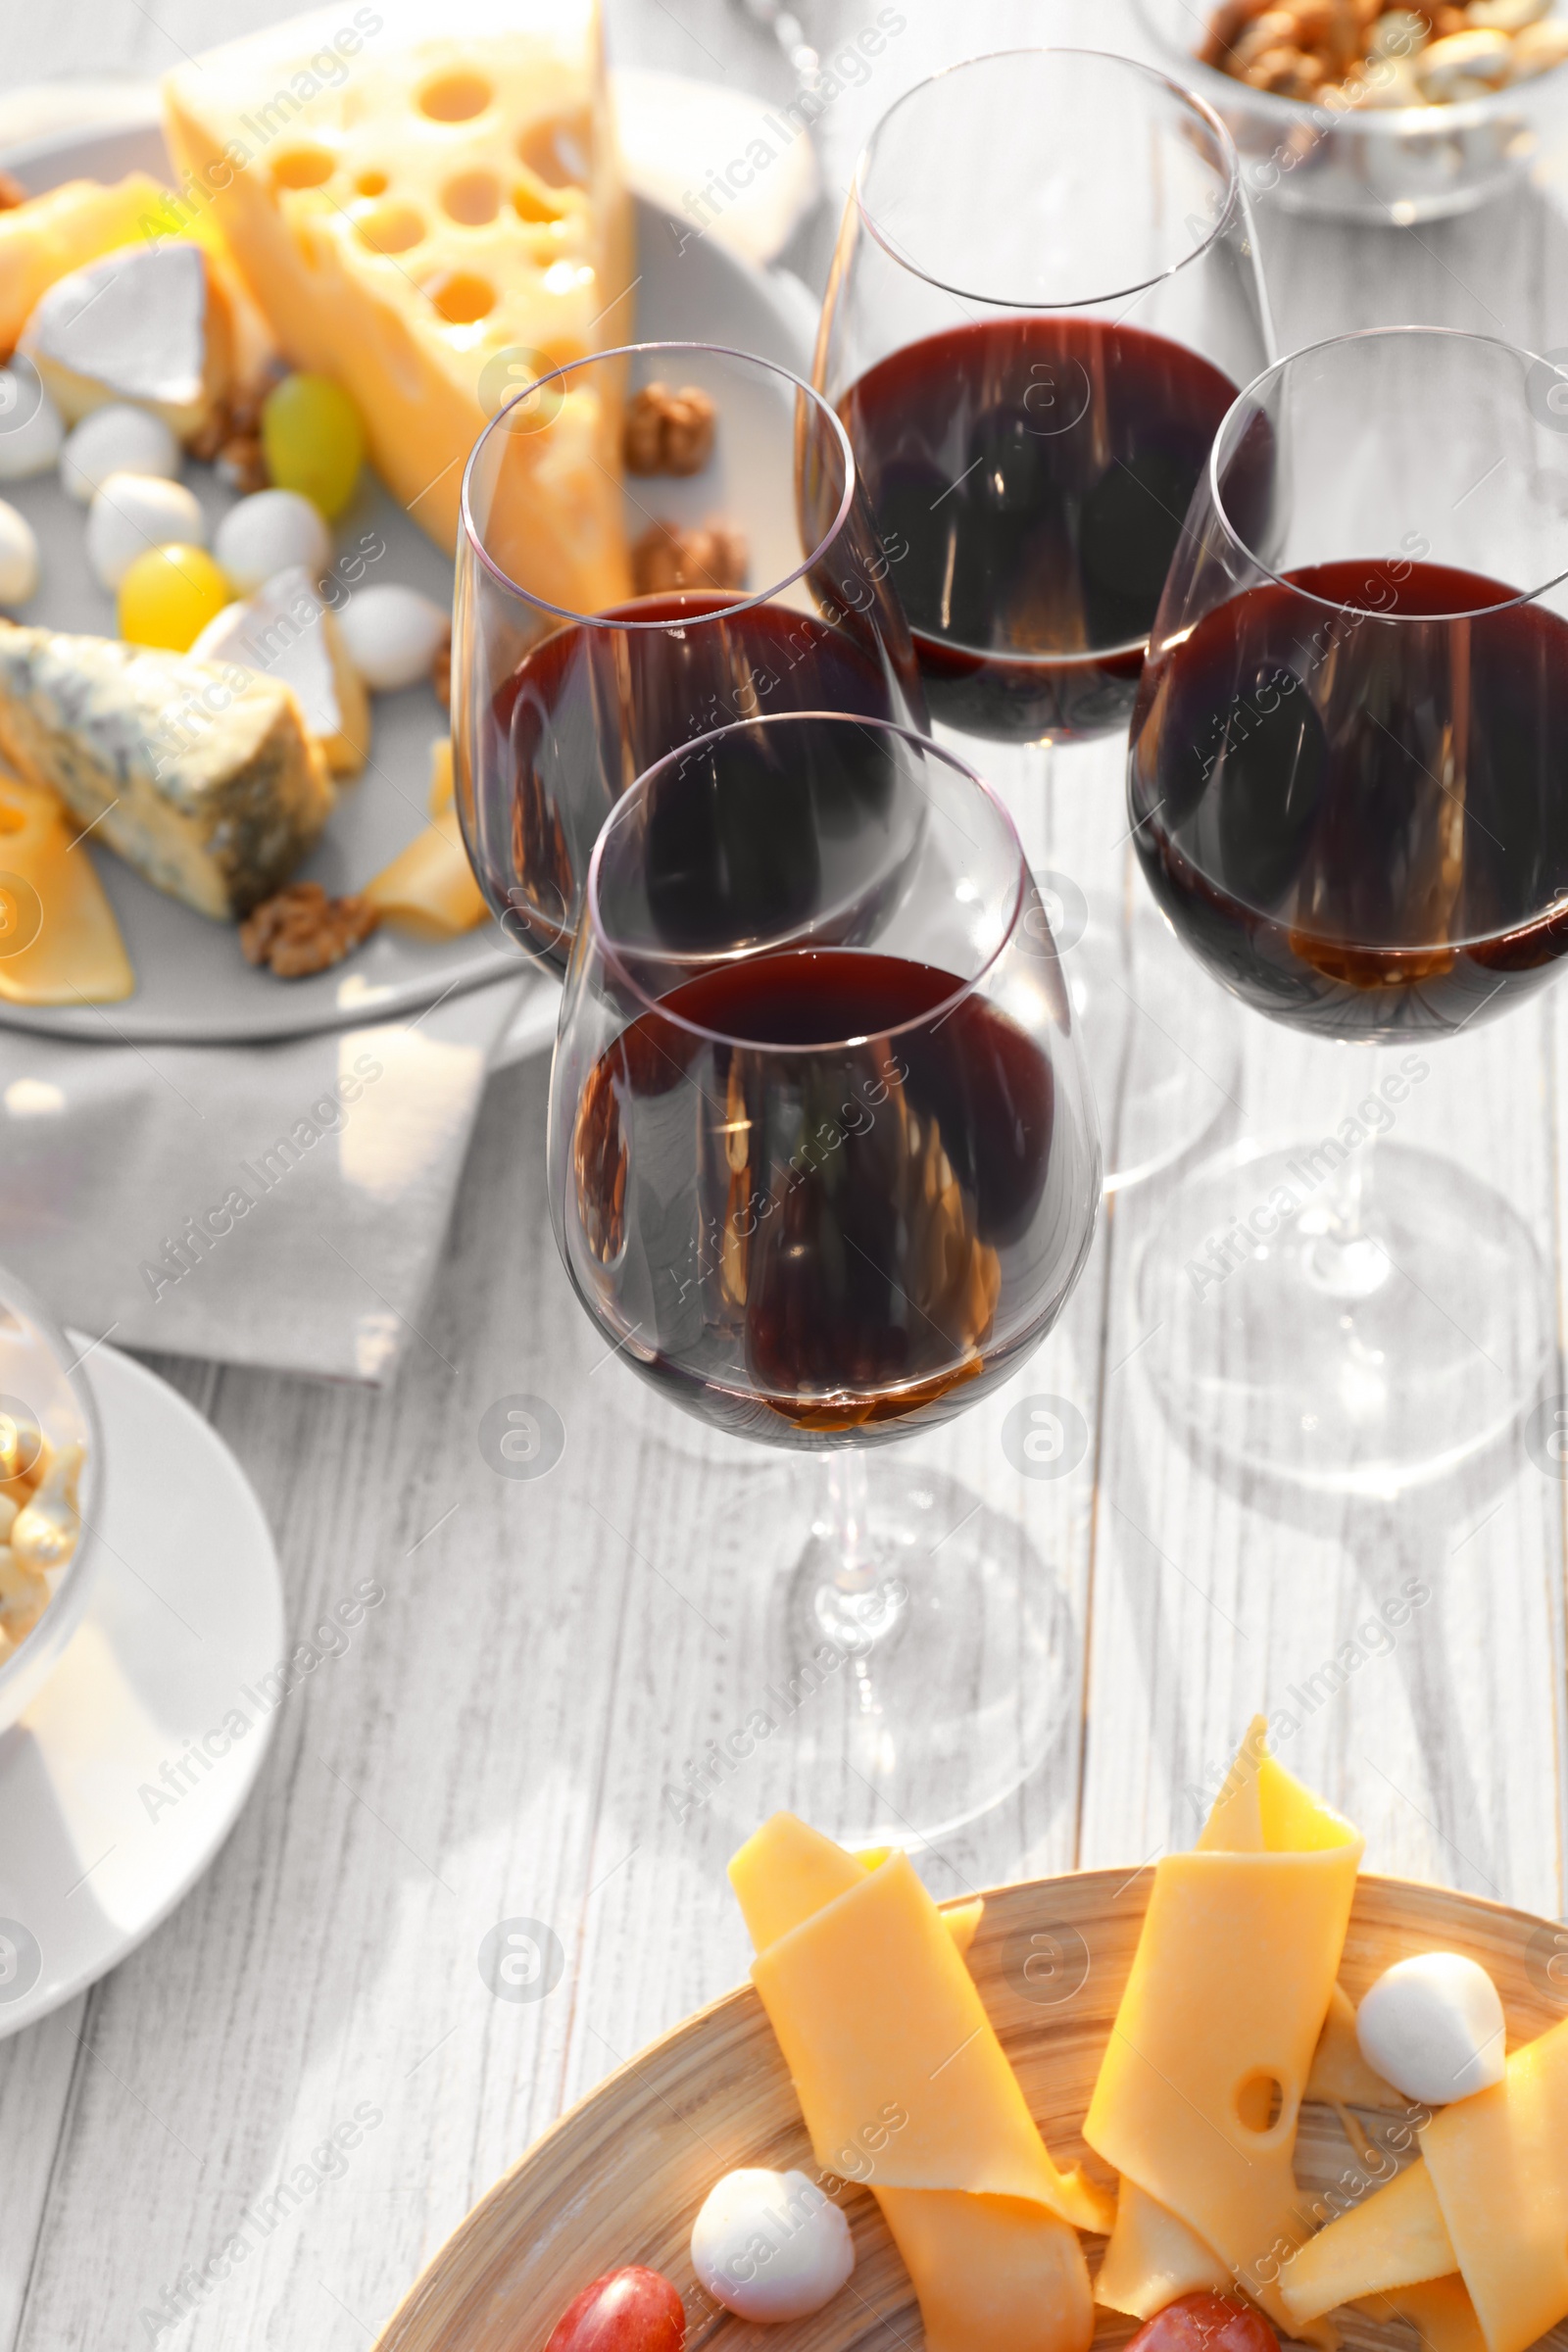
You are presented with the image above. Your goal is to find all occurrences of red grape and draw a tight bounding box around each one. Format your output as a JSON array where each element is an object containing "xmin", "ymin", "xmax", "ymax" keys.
[
  {"xmin": 543, "ymin": 2267, "xmax": 686, "ymax": 2352},
  {"xmin": 1125, "ymin": 2292, "xmax": 1278, "ymax": 2352}
]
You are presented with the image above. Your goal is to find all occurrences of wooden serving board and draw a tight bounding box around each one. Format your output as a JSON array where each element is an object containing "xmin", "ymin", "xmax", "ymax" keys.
[{"xmin": 373, "ymin": 1868, "xmax": 1568, "ymax": 2352}]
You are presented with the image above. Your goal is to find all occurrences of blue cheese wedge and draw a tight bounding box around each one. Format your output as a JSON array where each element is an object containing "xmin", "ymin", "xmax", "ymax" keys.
[
  {"xmin": 0, "ymin": 622, "xmax": 332, "ymax": 920},
  {"xmin": 19, "ymin": 241, "xmax": 232, "ymax": 443},
  {"xmin": 190, "ymin": 566, "xmax": 369, "ymax": 778}
]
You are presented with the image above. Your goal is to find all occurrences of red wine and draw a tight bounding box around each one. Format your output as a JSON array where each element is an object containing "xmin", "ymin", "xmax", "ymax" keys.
[
  {"xmin": 1130, "ymin": 559, "xmax": 1568, "ymax": 1036},
  {"xmin": 566, "ymin": 948, "xmax": 1078, "ymax": 1442},
  {"xmin": 472, "ymin": 592, "xmax": 915, "ymax": 962},
  {"xmin": 839, "ymin": 319, "xmax": 1240, "ymax": 743}
]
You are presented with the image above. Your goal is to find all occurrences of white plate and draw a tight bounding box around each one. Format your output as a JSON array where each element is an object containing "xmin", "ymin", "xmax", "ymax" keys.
[
  {"xmin": 0, "ymin": 1340, "xmax": 285, "ymax": 2037},
  {"xmin": 0, "ymin": 115, "xmax": 813, "ymax": 1048}
]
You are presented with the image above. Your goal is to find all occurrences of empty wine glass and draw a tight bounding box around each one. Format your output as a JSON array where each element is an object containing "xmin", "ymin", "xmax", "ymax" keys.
[
  {"xmin": 548, "ymin": 710, "xmax": 1101, "ymax": 1836},
  {"xmin": 814, "ymin": 47, "xmax": 1276, "ymax": 1190},
  {"xmin": 454, "ymin": 341, "xmax": 923, "ymax": 969},
  {"xmin": 1129, "ymin": 326, "xmax": 1568, "ymax": 1492}
]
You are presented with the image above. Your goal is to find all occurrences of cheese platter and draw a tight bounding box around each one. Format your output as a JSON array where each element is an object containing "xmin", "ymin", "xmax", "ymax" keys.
[{"xmin": 0, "ymin": 17, "xmax": 812, "ymax": 1047}]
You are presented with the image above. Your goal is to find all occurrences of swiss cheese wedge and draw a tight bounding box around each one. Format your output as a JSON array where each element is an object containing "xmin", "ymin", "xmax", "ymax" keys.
[
  {"xmin": 0, "ymin": 770, "xmax": 132, "ymax": 1004},
  {"xmin": 731, "ymin": 1814, "xmax": 1112, "ymax": 2352},
  {"xmin": 1084, "ymin": 1717, "xmax": 1363, "ymax": 2335},
  {"xmin": 161, "ymin": 0, "xmax": 635, "ymax": 590},
  {"xmin": 1283, "ymin": 2015, "xmax": 1568, "ymax": 2352}
]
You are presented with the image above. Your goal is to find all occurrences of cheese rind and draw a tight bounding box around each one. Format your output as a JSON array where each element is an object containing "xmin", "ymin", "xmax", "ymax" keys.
[
  {"xmin": 162, "ymin": 0, "xmax": 635, "ymax": 579},
  {"xmin": 0, "ymin": 623, "xmax": 332, "ymax": 919},
  {"xmin": 1084, "ymin": 1719, "xmax": 1363, "ymax": 2331}
]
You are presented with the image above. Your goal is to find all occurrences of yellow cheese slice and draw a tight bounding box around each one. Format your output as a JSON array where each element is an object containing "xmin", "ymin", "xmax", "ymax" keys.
[
  {"xmin": 0, "ymin": 770, "xmax": 133, "ymax": 1004},
  {"xmin": 364, "ymin": 807, "xmax": 486, "ymax": 937},
  {"xmin": 732, "ymin": 1814, "xmax": 1112, "ymax": 2352},
  {"xmin": 1281, "ymin": 2156, "xmax": 1457, "ymax": 2323},
  {"xmin": 162, "ymin": 0, "xmax": 635, "ymax": 580},
  {"xmin": 428, "ymin": 735, "xmax": 455, "ymax": 817},
  {"xmin": 1307, "ymin": 1984, "xmax": 1402, "ymax": 2108},
  {"xmin": 1356, "ymin": 2277, "xmax": 1488, "ymax": 2352},
  {"xmin": 1084, "ymin": 1716, "xmax": 1363, "ymax": 2331},
  {"xmin": 0, "ymin": 172, "xmax": 174, "ymax": 355},
  {"xmin": 1093, "ymin": 2180, "xmax": 1232, "ymax": 2313}
]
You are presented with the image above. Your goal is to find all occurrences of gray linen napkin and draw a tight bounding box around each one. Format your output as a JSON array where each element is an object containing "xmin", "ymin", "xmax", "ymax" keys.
[{"xmin": 0, "ymin": 976, "xmax": 527, "ymax": 1383}]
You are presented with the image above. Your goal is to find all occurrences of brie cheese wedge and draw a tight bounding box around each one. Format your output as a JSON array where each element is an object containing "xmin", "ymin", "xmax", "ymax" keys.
[
  {"xmin": 191, "ymin": 566, "xmax": 369, "ymax": 778},
  {"xmin": 20, "ymin": 240, "xmax": 233, "ymax": 443}
]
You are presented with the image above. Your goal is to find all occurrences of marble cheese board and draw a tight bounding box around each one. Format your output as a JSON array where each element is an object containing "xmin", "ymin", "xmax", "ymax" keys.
[
  {"xmin": 0, "ymin": 112, "xmax": 813, "ymax": 1049},
  {"xmin": 369, "ymin": 1868, "xmax": 1568, "ymax": 2352}
]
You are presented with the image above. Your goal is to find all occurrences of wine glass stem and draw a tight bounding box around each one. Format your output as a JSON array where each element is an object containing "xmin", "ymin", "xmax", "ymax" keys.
[
  {"xmin": 1311, "ymin": 1043, "xmax": 1388, "ymax": 1298},
  {"xmin": 825, "ymin": 1447, "xmax": 875, "ymax": 1597},
  {"xmin": 804, "ymin": 1449, "xmax": 909, "ymax": 1663}
]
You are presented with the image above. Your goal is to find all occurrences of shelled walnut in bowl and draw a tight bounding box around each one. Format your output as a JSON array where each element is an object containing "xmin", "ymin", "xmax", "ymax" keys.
[{"xmin": 1201, "ymin": 0, "xmax": 1568, "ymax": 102}]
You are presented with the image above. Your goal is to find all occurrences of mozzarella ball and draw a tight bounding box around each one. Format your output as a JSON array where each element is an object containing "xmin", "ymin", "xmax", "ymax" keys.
[
  {"xmin": 691, "ymin": 2168, "xmax": 855, "ymax": 2324},
  {"xmin": 86, "ymin": 473, "xmax": 208, "ymax": 591},
  {"xmin": 337, "ymin": 581, "xmax": 449, "ymax": 692},
  {"xmin": 0, "ymin": 500, "xmax": 39, "ymax": 608},
  {"xmin": 1356, "ymin": 1951, "xmax": 1506, "ymax": 2105},
  {"xmin": 61, "ymin": 404, "xmax": 180, "ymax": 504},
  {"xmin": 0, "ymin": 368, "xmax": 64, "ymax": 481},
  {"xmin": 214, "ymin": 488, "xmax": 331, "ymax": 595}
]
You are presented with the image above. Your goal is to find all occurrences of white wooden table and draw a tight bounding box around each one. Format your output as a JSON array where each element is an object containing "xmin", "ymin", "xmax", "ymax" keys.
[{"xmin": 5, "ymin": 2, "xmax": 1568, "ymax": 2345}]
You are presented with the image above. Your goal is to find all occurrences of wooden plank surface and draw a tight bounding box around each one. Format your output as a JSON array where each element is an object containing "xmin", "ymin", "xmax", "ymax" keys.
[{"xmin": 2, "ymin": 0, "xmax": 1568, "ymax": 2345}]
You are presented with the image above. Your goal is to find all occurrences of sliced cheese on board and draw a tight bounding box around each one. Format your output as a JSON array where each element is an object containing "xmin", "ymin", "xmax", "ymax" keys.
[
  {"xmin": 0, "ymin": 769, "xmax": 132, "ymax": 1003},
  {"xmin": 0, "ymin": 623, "xmax": 332, "ymax": 920},
  {"xmin": 1093, "ymin": 2180, "xmax": 1231, "ymax": 2313},
  {"xmin": 1357, "ymin": 2276, "xmax": 1488, "ymax": 2352},
  {"xmin": 1084, "ymin": 1716, "xmax": 1363, "ymax": 2331},
  {"xmin": 1282, "ymin": 2014, "xmax": 1568, "ymax": 2352},
  {"xmin": 1307, "ymin": 1984, "xmax": 1402, "ymax": 2108},
  {"xmin": 364, "ymin": 807, "xmax": 486, "ymax": 937},
  {"xmin": 0, "ymin": 172, "xmax": 173, "ymax": 355},
  {"xmin": 162, "ymin": 0, "xmax": 635, "ymax": 588},
  {"xmin": 731, "ymin": 1814, "xmax": 1111, "ymax": 2352},
  {"xmin": 1281, "ymin": 2155, "xmax": 1457, "ymax": 2322}
]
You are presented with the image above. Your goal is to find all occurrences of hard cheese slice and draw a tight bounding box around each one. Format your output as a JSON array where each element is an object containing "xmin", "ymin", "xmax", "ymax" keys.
[
  {"xmin": 0, "ymin": 172, "xmax": 173, "ymax": 354},
  {"xmin": 162, "ymin": 0, "xmax": 635, "ymax": 581},
  {"xmin": 0, "ymin": 623, "xmax": 332, "ymax": 920},
  {"xmin": 732, "ymin": 1814, "xmax": 1112, "ymax": 2352},
  {"xmin": 0, "ymin": 769, "xmax": 132, "ymax": 1003},
  {"xmin": 1084, "ymin": 1717, "xmax": 1363, "ymax": 2331},
  {"xmin": 1287, "ymin": 2016, "xmax": 1568, "ymax": 2352}
]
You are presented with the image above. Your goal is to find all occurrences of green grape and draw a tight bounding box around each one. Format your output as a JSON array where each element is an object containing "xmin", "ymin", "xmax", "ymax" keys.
[{"xmin": 261, "ymin": 373, "xmax": 366, "ymax": 517}]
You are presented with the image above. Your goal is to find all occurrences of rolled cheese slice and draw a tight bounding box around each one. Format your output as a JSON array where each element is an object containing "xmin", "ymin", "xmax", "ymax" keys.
[
  {"xmin": 1083, "ymin": 1716, "xmax": 1364, "ymax": 2332},
  {"xmin": 730, "ymin": 1814, "xmax": 1113, "ymax": 2352},
  {"xmin": 1283, "ymin": 2015, "xmax": 1568, "ymax": 2352}
]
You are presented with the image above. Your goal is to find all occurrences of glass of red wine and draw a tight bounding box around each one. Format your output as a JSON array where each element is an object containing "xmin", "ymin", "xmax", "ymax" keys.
[
  {"xmin": 814, "ymin": 47, "xmax": 1275, "ymax": 1192},
  {"xmin": 1129, "ymin": 325, "xmax": 1568, "ymax": 1492},
  {"xmin": 548, "ymin": 710, "xmax": 1101, "ymax": 1837},
  {"xmin": 454, "ymin": 340, "xmax": 923, "ymax": 970}
]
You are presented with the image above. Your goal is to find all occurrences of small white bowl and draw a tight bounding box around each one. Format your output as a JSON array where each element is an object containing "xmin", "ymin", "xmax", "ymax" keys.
[
  {"xmin": 0, "ymin": 1269, "xmax": 103, "ymax": 1735},
  {"xmin": 1136, "ymin": 0, "xmax": 1568, "ymax": 222}
]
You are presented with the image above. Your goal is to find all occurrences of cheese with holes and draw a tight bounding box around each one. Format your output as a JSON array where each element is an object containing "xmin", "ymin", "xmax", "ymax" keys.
[
  {"xmin": 0, "ymin": 173, "xmax": 174, "ymax": 355},
  {"xmin": 0, "ymin": 769, "xmax": 132, "ymax": 1003},
  {"xmin": 1285, "ymin": 2017, "xmax": 1568, "ymax": 2352},
  {"xmin": 1084, "ymin": 1718, "xmax": 1363, "ymax": 2334},
  {"xmin": 161, "ymin": 0, "xmax": 635, "ymax": 588},
  {"xmin": 731, "ymin": 1813, "xmax": 1113, "ymax": 2352},
  {"xmin": 0, "ymin": 623, "xmax": 332, "ymax": 919}
]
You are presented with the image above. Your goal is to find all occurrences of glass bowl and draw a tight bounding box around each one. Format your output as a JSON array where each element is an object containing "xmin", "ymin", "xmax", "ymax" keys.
[
  {"xmin": 1136, "ymin": 0, "xmax": 1568, "ymax": 222},
  {"xmin": 0, "ymin": 1268, "xmax": 103, "ymax": 1735}
]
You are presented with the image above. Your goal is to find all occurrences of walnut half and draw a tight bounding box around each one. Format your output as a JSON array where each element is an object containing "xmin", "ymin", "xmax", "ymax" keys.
[{"xmin": 240, "ymin": 882, "xmax": 380, "ymax": 978}]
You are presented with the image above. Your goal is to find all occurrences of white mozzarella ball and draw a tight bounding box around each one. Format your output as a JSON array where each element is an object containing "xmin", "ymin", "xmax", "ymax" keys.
[
  {"xmin": 214, "ymin": 489, "xmax": 331, "ymax": 595},
  {"xmin": 1356, "ymin": 1951, "xmax": 1506, "ymax": 2105},
  {"xmin": 691, "ymin": 2168, "xmax": 855, "ymax": 2324},
  {"xmin": 86, "ymin": 473, "xmax": 208, "ymax": 591},
  {"xmin": 0, "ymin": 368, "xmax": 64, "ymax": 481},
  {"xmin": 60, "ymin": 403, "xmax": 180, "ymax": 504},
  {"xmin": 337, "ymin": 582, "xmax": 449, "ymax": 692},
  {"xmin": 0, "ymin": 500, "xmax": 39, "ymax": 608}
]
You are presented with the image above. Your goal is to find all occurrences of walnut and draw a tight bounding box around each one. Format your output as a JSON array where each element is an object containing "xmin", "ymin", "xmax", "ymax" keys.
[
  {"xmin": 186, "ymin": 397, "xmax": 234, "ymax": 465},
  {"xmin": 216, "ymin": 432, "xmax": 269, "ymax": 494},
  {"xmin": 0, "ymin": 171, "xmax": 28, "ymax": 213},
  {"xmin": 623, "ymin": 381, "xmax": 717, "ymax": 476},
  {"xmin": 239, "ymin": 883, "xmax": 380, "ymax": 978},
  {"xmin": 431, "ymin": 626, "xmax": 452, "ymax": 711},
  {"xmin": 631, "ymin": 520, "xmax": 748, "ymax": 596}
]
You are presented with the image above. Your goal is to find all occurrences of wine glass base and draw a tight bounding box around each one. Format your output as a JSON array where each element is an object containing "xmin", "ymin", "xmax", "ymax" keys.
[
  {"xmin": 1065, "ymin": 896, "xmax": 1239, "ymax": 1194},
  {"xmin": 1137, "ymin": 1139, "xmax": 1551, "ymax": 1496},
  {"xmin": 751, "ymin": 1464, "xmax": 1077, "ymax": 1845}
]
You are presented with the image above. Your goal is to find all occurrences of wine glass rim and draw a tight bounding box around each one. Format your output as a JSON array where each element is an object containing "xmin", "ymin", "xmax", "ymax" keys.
[
  {"xmin": 459, "ymin": 340, "xmax": 860, "ymax": 629},
  {"xmin": 582, "ymin": 710, "xmax": 1032, "ymax": 1052},
  {"xmin": 1205, "ymin": 323, "xmax": 1568, "ymax": 621},
  {"xmin": 851, "ymin": 47, "xmax": 1245, "ymax": 313}
]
